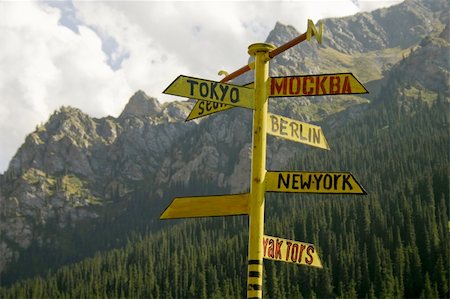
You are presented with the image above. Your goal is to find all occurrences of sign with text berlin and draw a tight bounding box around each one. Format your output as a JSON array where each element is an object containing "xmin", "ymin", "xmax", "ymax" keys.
[{"xmin": 267, "ymin": 113, "xmax": 330, "ymax": 150}]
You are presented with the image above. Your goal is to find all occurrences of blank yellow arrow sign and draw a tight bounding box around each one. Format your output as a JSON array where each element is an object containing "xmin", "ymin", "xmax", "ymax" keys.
[
  {"xmin": 163, "ymin": 75, "xmax": 254, "ymax": 110},
  {"xmin": 263, "ymin": 235, "xmax": 322, "ymax": 268},
  {"xmin": 266, "ymin": 171, "xmax": 367, "ymax": 194},
  {"xmin": 160, "ymin": 193, "xmax": 249, "ymax": 219},
  {"xmin": 267, "ymin": 113, "xmax": 330, "ymax": 150}
]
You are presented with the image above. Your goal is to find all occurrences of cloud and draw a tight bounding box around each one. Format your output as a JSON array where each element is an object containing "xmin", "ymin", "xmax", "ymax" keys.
[{"xmin": 0, "ymin": 0, "xmax": 402, "ymax": 172}]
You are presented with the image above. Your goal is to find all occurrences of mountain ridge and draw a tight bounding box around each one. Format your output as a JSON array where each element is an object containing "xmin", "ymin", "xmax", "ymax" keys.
[{"xmin": 0, "ymin": 0, "xmax": 448, "ymax": 280}]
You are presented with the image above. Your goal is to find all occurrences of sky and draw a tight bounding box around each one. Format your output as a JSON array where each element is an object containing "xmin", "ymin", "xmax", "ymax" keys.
[{"xmin": 0, "ymin": 0, "xmax": 403, "ymax": 173}]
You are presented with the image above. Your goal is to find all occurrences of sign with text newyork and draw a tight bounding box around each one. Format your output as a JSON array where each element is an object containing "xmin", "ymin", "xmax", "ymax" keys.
[
  {"xmin": 267, "ymin": 113, "xmax": 329, "ymax": 150},
  {"xmin": 269, "ymin": 73, "xmax": 368, "ymax": 97},
  {"xmin": 263, "ymin": 235, "xmax": 322, "ymax": 268},
  {"xmin": 266, "ymin": 171, "xmax": 367, "ymax": 194},
  {"xmin": 163, "ymin": 75, "xmax": 254, "ymax": 109}
]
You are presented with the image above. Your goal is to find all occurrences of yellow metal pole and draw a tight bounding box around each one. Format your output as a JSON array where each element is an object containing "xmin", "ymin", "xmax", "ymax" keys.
[{"xmin": 247, "ymin": 42, "xmax": 275, "ymax": 299}]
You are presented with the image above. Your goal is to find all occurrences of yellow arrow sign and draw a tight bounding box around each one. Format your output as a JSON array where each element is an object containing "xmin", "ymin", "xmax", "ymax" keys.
[
  {"xmin": 160, "ymin": 193, "xmax": 249, "ymax": 219},
  {"xmin": 186, "ymin": 82, "xmax": 254, "ymax": 121},
  {"xmin": 265, "ymin": 171, "xmax": 367, "ymax": 194},
  {"xmin": 186, "ymin": 101, "xmax": 234, "ymax": 121},
  {"xmin": 269, "ymin": 73, "xmax": 368, "ymax": 97},
  {"xmin": 263, "ymin": 235, "xmax": 322, "ymax": 268},
  {"xmin": 267, "ymin": 113, "xmax": 330, "ymax": 150},
  {"xmin": 163, "ymin": 75, "xmax": 254, "ymax": 109}
]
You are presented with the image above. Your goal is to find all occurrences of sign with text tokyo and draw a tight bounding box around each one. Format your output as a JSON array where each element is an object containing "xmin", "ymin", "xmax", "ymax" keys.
[
  {"xmin": 263, "ymin": 235, "xmax": 322, "ymax": 268},
  {"xmin": 163, "ymin": 75, "xmax": 254, "ymax": 109},
  {"xmin": 267, "ymin": 113, "xmax": 329, "ymax": 150},
  {"xmin": 266, "ymin": 171, "xmax": 367, "ymax": 194},
  {"xmin": 269, "ymin": 73, "xmax": 368, "ymax": 97}
]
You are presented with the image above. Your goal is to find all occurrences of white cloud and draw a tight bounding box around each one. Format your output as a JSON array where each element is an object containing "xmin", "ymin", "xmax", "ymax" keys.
[{"xmin": 0, "ymin": 0, "xmax": 402, "ymax": 172}]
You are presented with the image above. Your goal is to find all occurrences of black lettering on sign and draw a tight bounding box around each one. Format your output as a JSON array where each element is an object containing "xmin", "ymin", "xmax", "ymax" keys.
[
  {"xmin": 199, "ymin": 82, "xmax": 209, "ymax": 97},
  {"xmin": 278, "ymin": 173, "xmax": 290, "ymax": 189},
  {"xmin": 219, "ymin": 85, "xmax": 228, "ymax": 101},
  {"xmin": 299, "ymin": 124, "xmax": 308, "ymax": 141},
  {"xmin": 279, "ymin": 118, "xmax": 288, "ymax": 136},
  {"xmin": 313, "ymin": 128, "xmax": 321, "ymax": 144},
  {"xmin": 300, "ymin": 174, "xmax": 312, "ymax": 189},
  {"xmin": 210, "ymin": 82, "xmax": 219, "ymax": 100},
  {"xmin": 323, "ymin": 174, "xmax": 332, "ymax": 190},
  {"xmin": 292, "ymin": 174, "xmax": 300, "ymax": 190},
  {"xmin": 270, "ymin": 115, "xmax": 279, "ymax": 132},
  {"xmin": 187, "ymin": 79, "xmax": 199, "ymax": 96},
  {"xmin": 198, "ymin": 101, "xmax": 205, "ymax": 115},
  {"xmin": 314, "ymin": 174, "xmax": 323, "ymax": 191},
  {"xmin": 342, "ymin": 174, "xmax": 353, "ymax": 190},
  {"xmin": 230, "ymin": 87, "xmax": 239, "ymax": 103},
  {"xmin": 289, "ymin": 121, "xmax": 299, "ymax": 138}
]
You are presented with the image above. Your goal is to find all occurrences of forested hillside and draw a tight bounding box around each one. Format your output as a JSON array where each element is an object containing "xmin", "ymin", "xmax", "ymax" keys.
[{"xmin": 1, "ymin": 76, "xmax": 447, "ymax": 298}]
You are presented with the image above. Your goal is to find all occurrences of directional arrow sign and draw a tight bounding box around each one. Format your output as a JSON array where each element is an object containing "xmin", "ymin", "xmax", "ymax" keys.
[
  {"xmin": 269, "ymin": 73, "xmax": 368, "ymax": 97},
  {"xmin": 265, "ymin": 171, "xmax": 367, "ymax": 194},
  {"xmin": 163, "ymin": 75, "xmax": 254, "ymax": 109},
  {"xmin": 186, "ymin": 82, "xmax": 254, "ymax": 121},
  {"xmin": 267, "ymin": 113, "xmax": 330, "ymax": 150},
  {"xmin": 160, "ymin": 193, "xmax": 249, "ymax": 219},
  {"xmin": 263, "ymin": 235, "xmax": 322, "ymax": 268}
]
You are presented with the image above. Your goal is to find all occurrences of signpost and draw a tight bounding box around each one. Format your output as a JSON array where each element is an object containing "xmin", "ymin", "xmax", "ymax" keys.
[
  {"xmin": 161, "ymin": 19, "xmax": 368, "ymax": 299},
  {"xmin": 267, "ymin": 113, "xmax": 330, "ymax": 150}
]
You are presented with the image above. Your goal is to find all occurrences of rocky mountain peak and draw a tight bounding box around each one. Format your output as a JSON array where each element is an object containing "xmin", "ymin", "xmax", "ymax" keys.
[{"xmin": 119, "ymin": 90, "xmax": 162, "ymax": 119}]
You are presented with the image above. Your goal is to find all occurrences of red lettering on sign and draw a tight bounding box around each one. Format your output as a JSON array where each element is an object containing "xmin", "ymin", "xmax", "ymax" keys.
[
  {"xmin": 285, "ymin": 241, "xmax": 292, "ymax": 261},
  {"xmin": 342, "ymin": 75, "xmax": 352, "ymax": 93},
  {"xmin": 329, "ymin": 76, "xmax": 340, "ymax": 94},
  {"xmin": 291, "ymin": 244, "xmax": 299, "ymax": 262},
  {"xmin": 305, "ymin": 245, "xmax": 315, "ymax": 265},
  {"xmin": 298, "ymin": 244, "xmax": 306, "ymax": 263},
  {"xmin": 303, "ymin": 77, "xmax": 314, "ymax": 95},
  {"xmin": 289, "ymin": 77, "xmax": 301, "ymax": 95},
  {"xmin": 275, "ymin": 239, "xmax": 283, "ymax": 259},
  {"xmin": 271, "ymin": 78, "xmax": 287, "ymax": 95},
  {"xmin": 268, "ymin": 239, "xmax": 275, "ymax": 258},
  {"xmin": 263, "ymin": 237, "xmax": 269, "ymax": 257},
  {"xmin": 316, "ymin": 76, "xmax": 327, "ymax": 95}
]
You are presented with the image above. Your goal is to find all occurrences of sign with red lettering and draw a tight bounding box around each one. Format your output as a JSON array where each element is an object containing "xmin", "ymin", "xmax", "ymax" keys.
[
  {"xmin": 269, "ymin": 73, "xmax": 368, "ymax": 97},
  {"xmin": 263, "ymin": 235, "xmax": 322, "ymax": 268},
  {"xmin": 265, "ymin": 171, "xmax": 367, "ymax": 194},
  {"xmin": 267, "ymin": 113, "xmax": 329, "ymax": 150}
]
